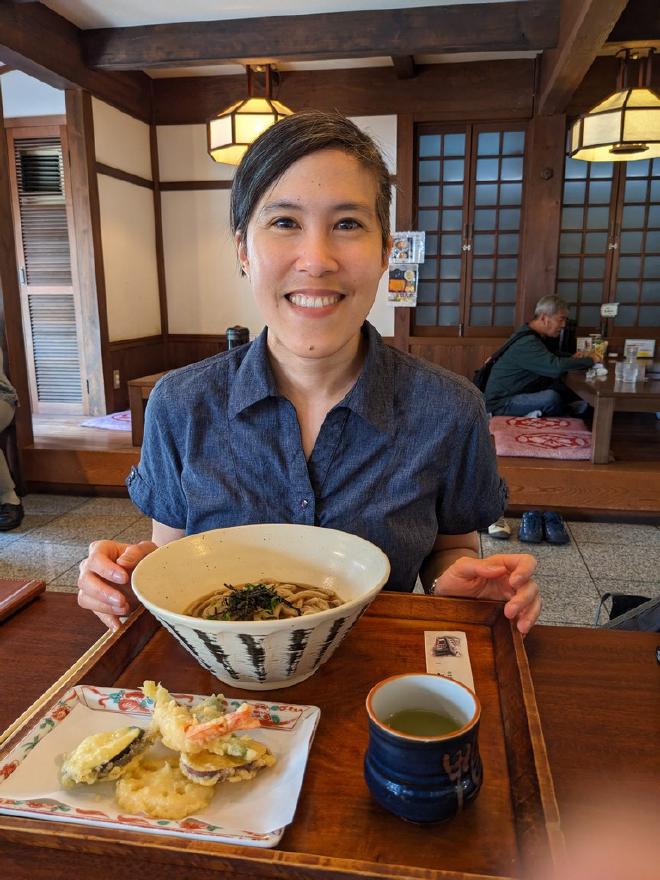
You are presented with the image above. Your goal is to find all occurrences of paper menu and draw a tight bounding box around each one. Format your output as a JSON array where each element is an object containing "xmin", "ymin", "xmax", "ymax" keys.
[{"xmin": 424, "ymin": 631, "xmax": 474, "ymax": 691}]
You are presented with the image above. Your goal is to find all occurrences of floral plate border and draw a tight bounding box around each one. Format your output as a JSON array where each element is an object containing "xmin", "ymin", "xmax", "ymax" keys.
[{"xmin": 0, "ymin": 685, "xmax": 320, "ymax": 847}]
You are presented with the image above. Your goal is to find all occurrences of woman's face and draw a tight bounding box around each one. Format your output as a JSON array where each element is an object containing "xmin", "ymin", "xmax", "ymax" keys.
[{"xmin": 236, "ymin": 149, "xmax": 389, "ymax": 362}]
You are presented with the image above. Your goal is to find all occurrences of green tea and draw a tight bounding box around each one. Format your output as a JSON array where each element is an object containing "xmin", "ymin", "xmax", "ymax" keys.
[{"xmin": 386, "ymin": 708, "xmax": 459, "ymax": 736}]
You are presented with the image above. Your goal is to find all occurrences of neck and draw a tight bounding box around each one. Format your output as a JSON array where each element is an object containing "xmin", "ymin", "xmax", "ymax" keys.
[
  {"xmin": 266, "ymin": 330, "xmax": 366, "ymax": 405},
  {"xmin": 528, "ymin": 317, "xmax": 546, "ymax": 336}
]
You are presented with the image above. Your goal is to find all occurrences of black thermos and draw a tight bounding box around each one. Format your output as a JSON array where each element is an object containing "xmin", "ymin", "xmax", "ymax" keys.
[{"xmin": 226, "ymin": 326, "xmax": 250, "ymax": 349}]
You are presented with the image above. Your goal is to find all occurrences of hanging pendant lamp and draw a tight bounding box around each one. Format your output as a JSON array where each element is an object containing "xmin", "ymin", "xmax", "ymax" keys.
[
  {"xmin": 568, "ymin": 49, "xmax": 660, "ymax": 162},
  {"xmin": 207, "ymin": 65, "xmax": 294, "ymax": 165}
]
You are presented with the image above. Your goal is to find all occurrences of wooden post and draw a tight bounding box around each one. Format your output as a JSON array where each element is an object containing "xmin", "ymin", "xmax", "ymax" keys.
[
  {"xmin": 65, "ymin": 89, "xmax": 111, "ymax": 415},
  {"xmin": 517, "ymin": 114, "xmax": 566, "ymax": 323}
]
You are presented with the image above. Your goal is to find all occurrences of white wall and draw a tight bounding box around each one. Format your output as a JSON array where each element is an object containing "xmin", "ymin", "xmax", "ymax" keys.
[
  {"xmin": 157, "ymin": 114, "xmax": 397, "ymax": 337},
  {"xmin": 92, "ymin": 98, "xmax": 152, "ymax": 180},
  {"xmin": 0, "ymin": 70, "xmax": 65, "ymax": 117},
  {"xmin": 92, "ymin": 99, "xmax": 161, "ymax": 341},
  {"xmin": 97, "ymin": 175, "xmax": 161, "ymax": 340}
]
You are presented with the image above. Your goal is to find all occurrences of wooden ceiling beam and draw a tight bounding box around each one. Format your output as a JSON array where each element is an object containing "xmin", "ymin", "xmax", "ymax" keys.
[
  {"xmin": 152, "ymin": 60, "xmax": 535, "ymax": 125},
  {"xmin": 0, "ymin": 2, "xmax": 152, "ymax": 121},
  {"xmin": 391, "ymin": 56, "xmax": 417, "ymax": 80},
  {"xmin": 82, "ymin": 1, "xmax": 558, "ymax": 71},
  {"xmin": 536, "ymin": 0, "xmax": 629, "ymax": 116}
]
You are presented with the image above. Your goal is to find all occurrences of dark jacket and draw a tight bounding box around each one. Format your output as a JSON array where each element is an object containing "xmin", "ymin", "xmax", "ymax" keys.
[{"xmin": 484, "ymin": 324, "xmax": 594, "ymax": 411}]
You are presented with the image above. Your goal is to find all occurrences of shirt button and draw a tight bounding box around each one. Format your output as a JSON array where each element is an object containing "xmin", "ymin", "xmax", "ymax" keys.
[{"xmin": 300, "ymin": 499, "xmax": 309, "ymax": 509}]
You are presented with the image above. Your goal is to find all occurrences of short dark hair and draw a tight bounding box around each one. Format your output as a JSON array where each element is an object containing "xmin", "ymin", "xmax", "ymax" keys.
[{"xmin": 230, "ymin": 110, "xmax": 392, "ymax": 256}]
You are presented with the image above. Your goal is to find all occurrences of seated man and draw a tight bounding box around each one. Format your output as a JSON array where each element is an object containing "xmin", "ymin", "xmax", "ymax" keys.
[{"xmin": 484, "ymin": 294, "xmax": 598, "ymax": 417}]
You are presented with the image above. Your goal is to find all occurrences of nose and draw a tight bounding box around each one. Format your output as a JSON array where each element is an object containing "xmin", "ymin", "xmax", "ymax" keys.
[{"xmin": 294, "ymin": 229, "xmax": 339, "ymax": 276}]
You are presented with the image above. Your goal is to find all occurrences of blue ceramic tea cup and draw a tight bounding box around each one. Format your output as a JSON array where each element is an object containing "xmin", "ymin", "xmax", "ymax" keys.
[{"xmin": 364, "ymin": 673, "xmax": 482, "ymax": 823}]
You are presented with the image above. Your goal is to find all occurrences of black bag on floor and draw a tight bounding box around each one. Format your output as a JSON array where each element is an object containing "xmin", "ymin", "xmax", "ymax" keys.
[
  {"xmin": 473, "ymin": 329, "xmax": 534, "ymax": 393},
  {"xmin": 595, "ymin": 592, "xmax": 660, "ymax": 632}
]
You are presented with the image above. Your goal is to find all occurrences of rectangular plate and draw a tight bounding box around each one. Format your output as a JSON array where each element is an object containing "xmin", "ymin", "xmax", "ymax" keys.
[{"xmin": 0, "ymin": 685, "xmax": 320, "ymax": 848}]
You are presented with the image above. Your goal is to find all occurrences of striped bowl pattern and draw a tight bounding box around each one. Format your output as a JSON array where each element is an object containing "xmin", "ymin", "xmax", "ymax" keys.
[{"xmin": 132, "ymin": 524, "xmax": 390, "ymax": 690}]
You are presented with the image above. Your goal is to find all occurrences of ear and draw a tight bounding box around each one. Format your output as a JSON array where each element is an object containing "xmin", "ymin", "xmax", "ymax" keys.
[
  {"xmin": 235, "ymin": 231, "xmax": 249, "ymax": 276},
  {"xmin": 382, "ymin": 235, "xmax": 393, "ymax": 271}
]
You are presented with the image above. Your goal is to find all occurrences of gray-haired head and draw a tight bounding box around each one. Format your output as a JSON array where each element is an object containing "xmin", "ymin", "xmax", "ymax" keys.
[
  {"xmin": 534, "ymin": 295, "xmax": 569, "ymax": 318},
  {"xmin": 230, "ymin": 109, "xmax": 392, "ymax": 257}
]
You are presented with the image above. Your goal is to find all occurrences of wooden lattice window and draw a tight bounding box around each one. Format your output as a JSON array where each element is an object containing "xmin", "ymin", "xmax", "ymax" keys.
[
  {"xmin": 557, "ymin": 155, "xmax": 660, "ymax": 335},
  {"xmin": 413, "ymin": 123, "xmax": 526, "ymax": 337}
]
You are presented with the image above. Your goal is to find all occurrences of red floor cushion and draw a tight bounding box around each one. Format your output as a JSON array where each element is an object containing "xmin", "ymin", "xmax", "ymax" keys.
[{"xmin": 489, "ymin": 416, "xmax": 592, "ymax": 460}]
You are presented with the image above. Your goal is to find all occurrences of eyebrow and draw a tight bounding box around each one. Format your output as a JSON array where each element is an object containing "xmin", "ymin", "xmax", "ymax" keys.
[{"xmin": 259, "ymin": 200, "xmax": 374, "ymax": 215}]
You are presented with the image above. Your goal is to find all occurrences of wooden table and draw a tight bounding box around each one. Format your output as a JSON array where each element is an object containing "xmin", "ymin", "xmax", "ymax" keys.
[
  {"xmin": 1, "ymin": 595, "xmax": 658, "ymax": 879},
  {"xmin": 0, "ymin": 593, "xmax": 105, "ymax": 735},
  {"xmin": 564, "ymin": 365, "xmax": 660, "ymax": 463},
  {"xmin": 127, "ymin": 372, "xmax": 167, "ymax": 447}
]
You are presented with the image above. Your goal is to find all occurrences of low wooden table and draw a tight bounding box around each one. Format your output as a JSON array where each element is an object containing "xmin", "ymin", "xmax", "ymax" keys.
[
  {"xmin": 564, "ymin": 364, "xmax": 660, "ymax": 463},
  {"xmin": 127, "ymin": 372, "xmax": 167, "ymax": 447},
  {"xmin": 1, "ymin": 594, "xmax": 658, "ymax": 879}
]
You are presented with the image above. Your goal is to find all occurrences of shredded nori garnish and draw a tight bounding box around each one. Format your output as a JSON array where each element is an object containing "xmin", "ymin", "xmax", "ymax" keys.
[{"xmin": 211, "ymin": 582, "xmax": 302, "ymax": 621}]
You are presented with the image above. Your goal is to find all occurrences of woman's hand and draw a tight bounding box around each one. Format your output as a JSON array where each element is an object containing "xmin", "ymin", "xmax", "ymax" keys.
[
  {"xmin": 78, "ymin": 540, "xmax": 157, "ymax": 632},
  {"xmin": 433, "ymin": 553, "xmax": 541, "ymax": 634}
]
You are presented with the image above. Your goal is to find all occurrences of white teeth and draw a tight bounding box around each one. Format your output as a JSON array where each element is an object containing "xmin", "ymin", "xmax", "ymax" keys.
[{"xmin": 288, "ymin": 293, "xmax": 341, "ymax": 308}]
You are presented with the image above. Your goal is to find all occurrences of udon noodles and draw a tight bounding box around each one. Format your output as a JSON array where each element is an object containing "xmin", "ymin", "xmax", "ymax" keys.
[{"xmin": 185, "ymin": 580, "xmax": 345, "ymax": 622}]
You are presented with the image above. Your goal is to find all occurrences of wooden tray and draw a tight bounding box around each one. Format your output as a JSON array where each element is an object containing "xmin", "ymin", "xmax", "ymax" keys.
[{"xmin": 0, "ymin": 593, "xmax": 563, "ymax": 880}]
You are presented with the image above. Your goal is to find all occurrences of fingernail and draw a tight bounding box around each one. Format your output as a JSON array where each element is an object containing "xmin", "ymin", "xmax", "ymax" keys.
[{"xmin": 111, "ymin": 570, "xmax": 126, "ymax": 583}]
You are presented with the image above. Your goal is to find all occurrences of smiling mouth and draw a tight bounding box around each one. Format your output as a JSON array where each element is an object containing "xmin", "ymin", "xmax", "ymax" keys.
[{"xmin": 286, "ymin": 292, "xmax": 344, "ymax": 309}]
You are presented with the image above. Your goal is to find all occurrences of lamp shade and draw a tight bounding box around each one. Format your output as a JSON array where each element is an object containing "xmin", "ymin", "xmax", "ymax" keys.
[
  {"xmin": 568, "ymin": 86, "xmax": 660, "ymax": 162},
  {"xmin": 207, "ymin": 96, "xmax": 294, "ymax": 165}
]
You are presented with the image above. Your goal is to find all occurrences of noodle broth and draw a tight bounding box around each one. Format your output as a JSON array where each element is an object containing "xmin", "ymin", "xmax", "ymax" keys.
[{"xmin": 185, "ymin": 581, "xmax": 345, "ymax": 622}]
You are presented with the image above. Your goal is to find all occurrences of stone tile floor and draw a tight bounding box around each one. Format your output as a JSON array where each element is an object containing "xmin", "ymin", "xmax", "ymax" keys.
[{"xmin": 1, "ymin": 495, "xmax": 658, "ymax": 628}]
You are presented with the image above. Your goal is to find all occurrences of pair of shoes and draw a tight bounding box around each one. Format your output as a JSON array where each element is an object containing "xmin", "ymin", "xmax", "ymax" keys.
[
  {"xmin": 0, "ymin": 502, "xmax": 24, "ymax": 531},
  {"xmin": 518, "ymin": 510, "xmax": 570, "ymax": 545},
  {"xmin": 487, "ymin": 517, "xmax": 512, "ymax": 540}
]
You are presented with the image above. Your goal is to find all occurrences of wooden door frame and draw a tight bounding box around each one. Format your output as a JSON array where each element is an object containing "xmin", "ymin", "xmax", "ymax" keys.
[{"xmin": 0, "ymin": 91, "xmax": 33, "ymax": 449}]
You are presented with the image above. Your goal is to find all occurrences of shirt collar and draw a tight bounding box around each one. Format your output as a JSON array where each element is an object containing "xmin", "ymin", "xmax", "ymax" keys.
[
  {"xmin": 227, "ymin": 327, "xmax": 278, "ymax": 419},
  {"xmin": 228, "ymin": 321, "xmax": 394, "ymax": 434},
  {"xmin": 342, "ymin": 322, "xmax": 393, "ymax": 434}
]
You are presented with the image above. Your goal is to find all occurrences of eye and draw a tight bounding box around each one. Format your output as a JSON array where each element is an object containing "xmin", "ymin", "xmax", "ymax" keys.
[
  {"xmin": 271, "ymin": 216, "xmax": 298, "ymax": 229},
  {"xmin": 335, "ymin": 218, "xmax": 363, "ymax": 231}
]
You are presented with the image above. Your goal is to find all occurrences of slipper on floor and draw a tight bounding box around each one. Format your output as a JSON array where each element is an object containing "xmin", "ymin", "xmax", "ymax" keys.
[{"xmin": 543, "ymin": 511, "xmax": 570, "ymax": 545}]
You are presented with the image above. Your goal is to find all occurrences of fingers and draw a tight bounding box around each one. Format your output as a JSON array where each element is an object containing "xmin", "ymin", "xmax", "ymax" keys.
[
  {"xmin": 483, "ymin": 552, "xmax": 537, "ymax": 586},
  {"xmin": 96, "ymin": 610, "xmax": 122, "ymax": 633},
  {"xmin": 452, "ymin": 556, "xmax": 508, "ymax": 580},
  {"xmin": 504, "ymin": 580, "xmax": 542, "ymax": 633},
  {"xmin": 78, "ymin": 540, "xmax": 156, "ymax": 623},
  {"xmin": 116, "ymin": 541, "xmax": 157, "ymax": 569},
  {"xmin": 78, "ymin": 572, "xmax": 128, "ymax": 614}
]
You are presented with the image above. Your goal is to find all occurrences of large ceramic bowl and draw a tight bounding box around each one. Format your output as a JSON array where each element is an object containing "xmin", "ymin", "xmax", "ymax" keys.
[{"xmin": 131, "ymin": 524, "xmax": 390, "ymax": 690}]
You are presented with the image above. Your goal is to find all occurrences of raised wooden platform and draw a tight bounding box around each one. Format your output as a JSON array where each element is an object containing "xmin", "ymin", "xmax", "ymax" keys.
[{"xmin": 22, "ymin": 414, "xmax": 660, "ymax": 515}]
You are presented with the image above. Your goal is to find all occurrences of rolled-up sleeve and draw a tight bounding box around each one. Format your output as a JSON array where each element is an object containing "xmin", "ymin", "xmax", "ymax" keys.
[
  {"xmin": 126, "ymin": 379, "xmax": 188, "ymax": 529},
  {"xmin": 436, "ymin": 400, "xmax": 507, "ymax": 534}
]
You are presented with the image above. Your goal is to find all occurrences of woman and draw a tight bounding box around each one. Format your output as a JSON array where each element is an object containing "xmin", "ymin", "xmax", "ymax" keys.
[{"xmin": 78, "ymin": 111, "xmax": 540, "ymax": 633}]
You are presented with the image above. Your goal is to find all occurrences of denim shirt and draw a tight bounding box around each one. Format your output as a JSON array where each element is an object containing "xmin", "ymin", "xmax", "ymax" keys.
[{"xmin": 127, "ymin": 323, "xmax": 506, "ymax": 592}]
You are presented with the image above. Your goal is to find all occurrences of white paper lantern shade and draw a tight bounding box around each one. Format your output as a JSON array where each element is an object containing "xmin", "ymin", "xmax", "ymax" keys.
[
  {"xmin": 569, "ymin": 51, "xmax": 660, "ymax": 162},
  {"xmin": 569, "ymin": 88, "xmax": 660, "ymax": 162},
  {"xmin": 207, "ymin": 67, "xmax": 294, "ymax": 166}
]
